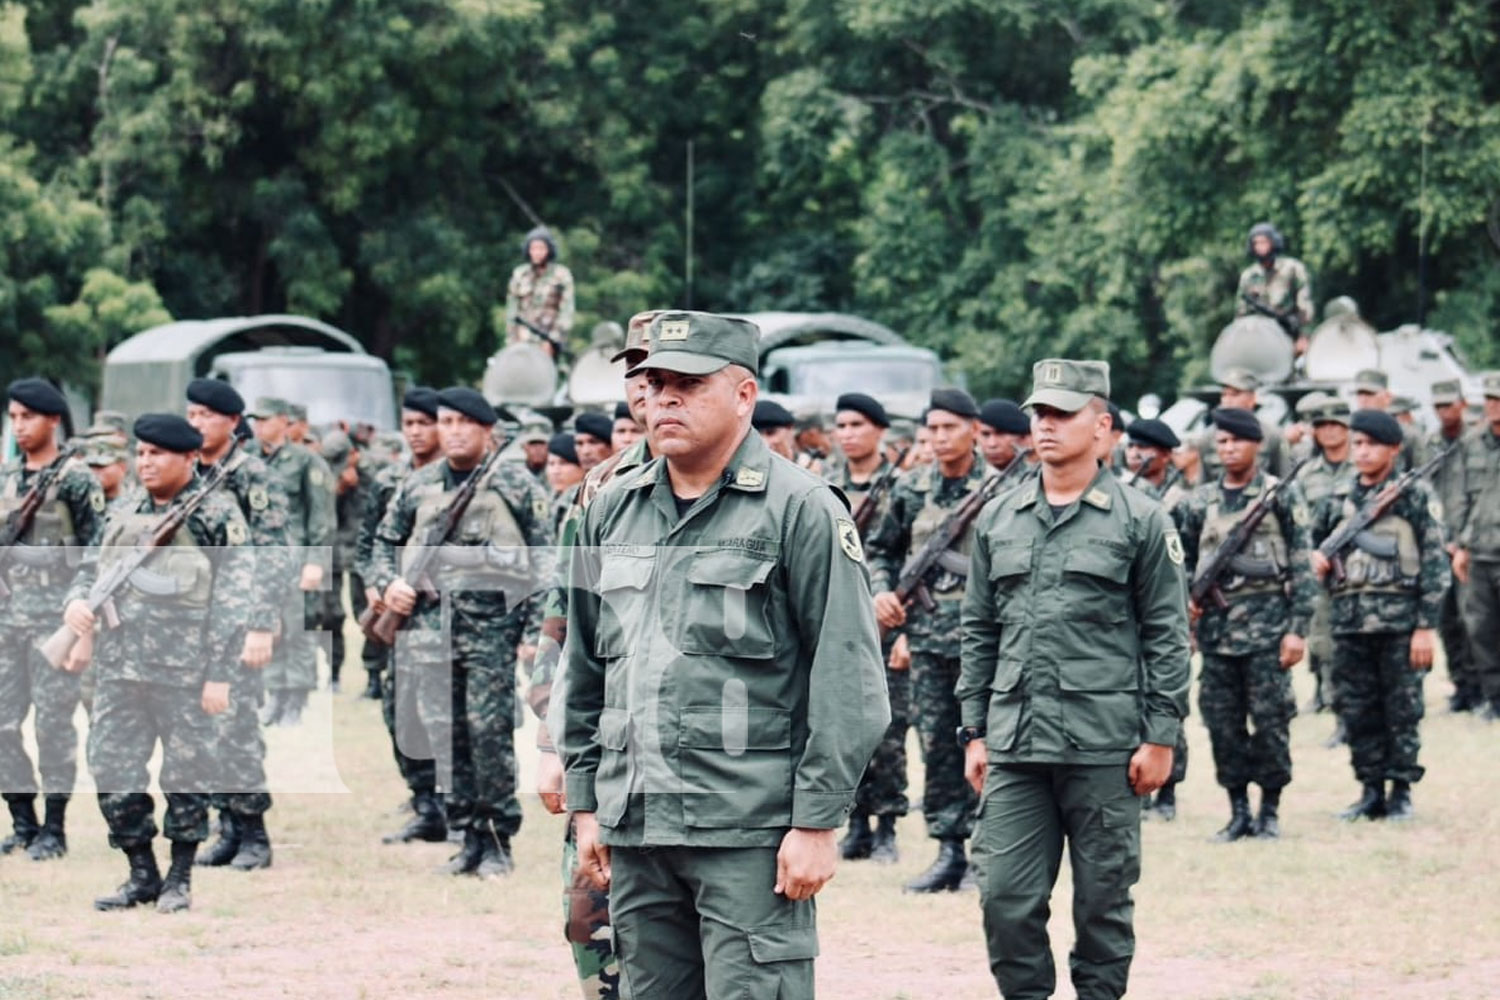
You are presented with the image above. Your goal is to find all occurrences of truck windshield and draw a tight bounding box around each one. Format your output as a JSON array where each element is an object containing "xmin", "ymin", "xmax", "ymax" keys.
[{"xmin": 231, "ymin": 365, "xmax": 394, "ymax": 429}]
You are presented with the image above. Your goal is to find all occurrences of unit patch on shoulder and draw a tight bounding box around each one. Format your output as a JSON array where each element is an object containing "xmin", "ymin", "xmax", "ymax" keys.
[
  {"xmin": 90, "ymin": 490, "xmax": 106, "ymax": 513},
  {"xmin": 837, "ymin": 517, "xmax": 863, "ymax": 563},
  {"xmin": 226, "ymin": 520, "xmax": 249, "ymax": 545},
  {"xmin": 1429, "ymin": 498, "xmax": 1444, "ymax": 523},
  {"xmin": 1292, "ymin": 501, "xmax": 1309, "ymax": 525},
  {"xmin": 248, "ymin": 486, "xmax": 269, "ymax": 511},
  {"xmin": 533, "ymin": 496, "xmax": 550, "ymax": 521},
  {"xmin": 1165, "ymin": 529, "xmax": 1185, "ymax": 566},
  {"xmin": 308, "ymin": 466, "xmax": 326, "ymax": 487}
]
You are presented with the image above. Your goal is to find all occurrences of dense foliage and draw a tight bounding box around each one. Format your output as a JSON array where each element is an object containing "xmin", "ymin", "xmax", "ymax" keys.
[{"xmin": 3, "ymin": 0, "xmax": 1498, "ymax": 401}]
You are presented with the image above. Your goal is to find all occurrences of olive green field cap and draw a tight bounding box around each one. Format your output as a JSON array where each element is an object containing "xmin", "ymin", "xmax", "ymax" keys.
[
  {"xmin": 626, "ymin": 311, "xmax": 761, "ymax": 377},
  {"xmin": 320, "ymin": 429, "xmax": 353, "ymax": 466},
  {"xmin": 1389, "ymin": 396, "xmax": 1417, "ymax": 416},
  {"xmin": 1353, "ymin": 368, "xmax": 1388, "ymax": 392},
  {"xmin": 518, "ymin": 420, "xmax": 552, "ymax": 444},
  {"xmin": 1310, "ymin": 397, "xmax": 1351, "ymax": 427},
  {"xmin": 247, "ymin": 396, "xmax": 291, "ymax": 419},
  {"xmin": 1481, "ymin": 371, "xmax": 1500, "ymax": 399},
  {"xmin": 1218, "ymin": 367, "xmax": 1261, "ymax": 392},
  {"xmin": 1294, "ymin": 391, "xmax": 1330, "ymax": 417},
  {"xmin": 288, "ymin": 402, "xmax": 309, "ymax": 422},
  {"xmin": 1021, "ymin": 358, "xmax": 1111, "ymax": 413},
  {"xmin": 613, "ymin": 309, "xmax": 668, "ymax": 366},
  {"xmin": 1430, "ymin": 380, "xmax": 1462, "ymax": 405}
]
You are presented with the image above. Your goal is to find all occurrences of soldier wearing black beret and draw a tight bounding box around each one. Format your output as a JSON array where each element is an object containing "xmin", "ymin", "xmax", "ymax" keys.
[
  {"xmin": 436, "ymin": 387, "xmax": 498, "ymax": 426},
  {"xmin": 977, "ymin": 399, "xmax": 1030, "ymax": 473},
  {"xmin": 185, "ymin": 379, "xmax": 245, "ymax": 418},
  {"xmin": 572, "ymin": 412, "xmax": 615, "ymax": 472},
  {"xmin": 753, "ymin": 400, "xmax": 799, "ymax": 462}
]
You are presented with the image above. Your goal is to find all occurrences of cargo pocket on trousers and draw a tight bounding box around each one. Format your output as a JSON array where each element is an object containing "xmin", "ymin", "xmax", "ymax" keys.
[{"xmin": 747, "ymin": 923, "xmax": 819, "ymax": 999}]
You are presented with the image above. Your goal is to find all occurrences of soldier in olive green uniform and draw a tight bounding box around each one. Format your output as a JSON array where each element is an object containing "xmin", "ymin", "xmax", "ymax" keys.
[
  {"xmin": 0, "ymin": 378, "xmax": 107, "ymax": 860},
  {"xmin": 1311, "ymin": 410, "xmax": 1448, "ymax": 821},
  {"xmin": 1175, "ymin": 408, "xmax": 1316, "ymax": 841},
  {"xmin": 314, "ymin": 429, "xmax": 374, "ymax": 692},
  {"xmin": 371, "ymin": 388, "xmax": 555, "ymax": 877},
  {"xmin": 1426, "ymin": 380, "xmax": 1475, "ymax": 711},
  {"xmin": 559, "ymin": 312, "xmax": 889, "ymax": 999},
  {"xmin": 1294, "ymin": 396, "xmax": 1353, "ymax": 729},
  {"xmin": 960, "ymin": 359, "xmax": 1190, "ymax": 1000},
  {"xmin": 249, "ymin": 397, "xmax": 336, "ymax": 725},
  {"xmin": 1452, "ymin": 372, "xmax": 1500, "ymax": 720},
  {"xmin": 65, "ymin": 414, "xmax": 254, "ymax": 913}
]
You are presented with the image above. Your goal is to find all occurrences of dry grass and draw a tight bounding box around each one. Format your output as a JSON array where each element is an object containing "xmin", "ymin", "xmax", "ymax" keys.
[{"xmin": 2, "ymin": 635, "xmax": 1498, "ymax": 999}]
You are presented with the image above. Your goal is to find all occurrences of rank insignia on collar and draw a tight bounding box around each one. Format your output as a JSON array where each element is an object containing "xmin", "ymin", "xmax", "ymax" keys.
[
  {"xmin": 1084, "ymin": 488, "xmax": 1111, "ymax": 510},
  {"xmin": 735, "ymin": 467, "xmax": 765, "ymax": 488}
]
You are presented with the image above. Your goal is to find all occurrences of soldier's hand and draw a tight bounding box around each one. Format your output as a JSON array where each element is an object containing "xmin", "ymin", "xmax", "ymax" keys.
[
  {"xmin": 385, "ymin": 578, "xmax": 418, "ymax": 615},
  {"xmin": 241, "ymin": 630, "xmax": 274, "ymax": 668},
  {"xmin": 63, "ymin": 600, "xmax": 95, "ymax": 637},
  {"xmin": 1310, "ymin": 551, "xmax": 1331, "ymax": 580},
  {"xmin": 62, "ymin": 629, "xmax": 93, "ymax": 674},
  {"xmin": 1187, "ymin": 599, "xmax": 1202, "ymax": 622},
  {"xmin": 1409, "ymin": 628, "xmax": 1437, "ymax": 670},
  {"xmin": 364, "ymin": 586, "xmax": 385, "ymax": 613},
  {"xmin": 964, "ymin": 740, "xmax": 988, "ymax": 795},
  {"xmin": 574, "ymin": 811, "xmax": 611, "ymax": 889},
  {"xmin": 873, "ymin": 591, "xmax": 906, "ymax": 629},
  {"xmin": 299, "ymin": 563, "xmax": 325, "ymax": 591},
  {"xmin": 1452, "ymin": 547, "xmax": 1471, "ymax": 584},
  {"xmin": 536, "ymin": 751, "xmax": 565, "ymax": 815},
  {"xmin": 1279, "ymin": 633, "xmax": 1307, "ymax": 670},
  {"xmin": 888, "ymin": 633, "xmax": 911, "ymax": 671},
  {"xmin": 1128, "ymin": 742, "xmax": 1173, "ymax": 796},
  {"xmin": 201, "ymin": 681, "xmax": 230, "ymax": 715},
  {"xmin": 774, "ymin": 828, "xmax": 837, "ymax": 902}
]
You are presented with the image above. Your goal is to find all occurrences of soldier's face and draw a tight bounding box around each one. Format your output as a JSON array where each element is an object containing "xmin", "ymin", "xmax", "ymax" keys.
[
  {"xmin": 1030, "ymin": 403, "xmax": 1106, "ymax": 464},
  {"xmin": 1251, "ymin": 234, "xmax": 1273, "ymax": 258},
  {"xmin": 625, "ymin": 373, "xmax": 651, "ymax": 426},
  {"xmin": 1484, "ymin": 396, "xmax": 1500, "ymax": 430},
  {"xmin": 1214, "ymin": 431, "xmax": 1259, "ymax": 476},
  {"xmin": 612, "ymin": 417, "xmax": 643, "ymax": 452},
  {"xmin": 1313, "ymin": 421, "xmax": 1348, "ymax": 452},
  {"xmin": 1126, "ymin": 442, "xmax": 1165, "ymax": 477},
  {"xmin": 575, "ymin": 432, "xmax": 613, "ymax": 470},
  {"xmin": 925, "ymin": 411, "xmax": 976, "ymax": 466},
  {"xmin": 522, "ymin": 440, "xmax": 549, "ymax": 469},
  {"xmin": 1433, "ymin": 400, "xmax": 1465, "ymax": 431},
  {"xmin": 254, "ymin": 414, "xmax": 286, "ymax": 445},
  {"xmin": 1219, "ymin": 387, "xmax": 1256, "ymax": 410},
  {"xmin": 977, "ymin": 425, "xmax": 1018, "ymax": 469},
  {"xmin": 644, "ymin": 368, "xmax": 755, "ymax": 461},
  {"xmin": 185, "ymin": 403, "xmax": 236, "ymax": 451},
  {"xmin": 910, "ymin": 427, "xmax": 934, "ymax": 466},
  {"xmin": 401, "ymin": 409, "xmax": 439, "ymax": 460},
  {"xmin": 92, "ymin": 461, "xmax": 126, "ymax": 494},
  {"xmin": 6, "ymin": 402, "xmax": 58, "ymax": 453},
  {"xmin": 835, "ymin": 411, "xmax": 882, "ymax": 462},
  {"xmin": 1351, "ymin": 433, "xmax": 1398, "ymax": 479},
  {"xmin": 545, "ymin": 453, "xmax": 583, "ymax": 493},
  {"xmin": 528, "ymin": 239, "xmax": 550, "ymax": 266},
  {"xmin": 437, "ymin": 409, "xmax": 490, "ymax": 467},
  {"xmin": 759, "ymin": 425, "xmax": 796, "ymax": 459},
  {"xmin": 136, "ymin": 443, "xmax": 195, "ymax": 497}
]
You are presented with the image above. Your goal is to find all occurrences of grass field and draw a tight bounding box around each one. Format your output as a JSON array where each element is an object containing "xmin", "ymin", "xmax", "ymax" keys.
[{"xmin": 2, "ymin": 636, "xmax": 1498, "ymax": 1000}]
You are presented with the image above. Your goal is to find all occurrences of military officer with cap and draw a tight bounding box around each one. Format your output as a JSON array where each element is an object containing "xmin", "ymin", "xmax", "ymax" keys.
[
  {"xmin": 247, "ymin": 396, "xmax": 335, "ymax": 726},
  {"xmin": 0, "ymin": 378, "xmax": 107, "ymax": 860},
  {"xmin": 64, "ymin": 413, "xmax": 253, "ymax": 913},
  {"xmin": 1175, "ymin": 407, "xmax": 1315, "ymax": 841},
  {"xmin": 1294, "ymin": 395, "xmax": 1355, "ymax": 732},
  {"xmin": 559, "ymin": 309, "xmax": 889, "ymax": 997},
  {"xmin": 1197, "ymin": 369, "xmax": 1288, "ymax": 480},
  {"xmin": 867, "ymin": 386, "xmax": 988, "ymax": 892},
  {"xmin": 372, "ymin": 386, "xmax": 555, "ymax": 877},
  {"xmin": 1426, "ymin": 379, "xmax": 1476, "ymax": 711},
  {"xmin": 183, "ymin": 378, "xmax": 293, "ymax": 871},
  {"xmin": 1451, "ymin": 372, "xmax": 1500, "ymax": 721},
  {"xmin": 977, "ymin": 399, "xmax": 1031, "ymax": 474},
  {"xmin": 1310, "ymin": 410, "xmax": 1447, "ymax": 821},
  {"xmin": 961, "ymin": 358, "xmax": 1189, "ymax": 1000}
]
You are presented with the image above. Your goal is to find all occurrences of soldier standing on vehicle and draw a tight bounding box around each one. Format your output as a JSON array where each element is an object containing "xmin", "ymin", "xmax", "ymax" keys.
[
  {"xmin": 1451, "ymin": 373, "xmax": 1500, "ymax": 721},
  {"xmin": 867, "ymin": 388, "xmax": 987, "ymax": 892},
  {"xmin": 0, "ymin": 378, "xmax": 106, "ymax": 861},
  {"xmin": 1174, "ymin": 409, "xmax": 1315, "ymax": 841},
  {"xmin": 1236, "ymin": 222, "xmax": 1314, "ymax": 355},
  {"xmin": 1310, "ymin": 411, "xmax": 1447, "ymax": 821},
  {"xmin": 960, "ymin": 359, "xmax": 1189, "ymax": 1000},
  {"xmin": 505, "ymin": 227, "xmax": 575, "ymax": 356},
  {"xmin": 560, "ymin": 310, "xmax": 889, "ymax": 996},
  {"xmin": 1426, "ymin": 380, "xmax": 1476, "ymax": 712}
]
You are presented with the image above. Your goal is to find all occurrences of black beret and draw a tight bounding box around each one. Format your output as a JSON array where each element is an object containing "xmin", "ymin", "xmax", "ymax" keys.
[
  {"xmin": 1350, "ymin": 409, "xmax": 1403, "ymax": 446},
  {"xmin": 6, "ymin": 378, "xmax": 68, "ymax": 416},
  {"xmin": 752, "ymin": 399, "xmax": 796, "ymax": 430},
  {"xmin": 613, "ymin": 401, "xmax": 632, "ymax": 422},
  {"xmin": 1106, "ymin": 400, "xmax": 1125, "ymax": 432},
  {"xmin": 928, "ymin": 388, "xmax": 979, "ymax": 420},
  {"xmin": 1212, "ymin": 407, "xmax": 1264, "ymax": 442},
  {"xmin": 402, "ymin": 387, "xmax": 439, "ymax": 418},
  {"xmin": 186, "ymin": 377, "xmax": 245, "ymax": 416},
  {"xmin": 836, "ymin": 392, "xmax": 890, "ymax": 428},
  {"xmin": 978, "ymin": 399, "xmax": 1029, "ymax": 435},
  {"xmin": 133, "ymin": 413, "xmax": 203, "ymax": 453},
  {"xmin": 547, "ymin": 432, "xmax": 580, "ymax": 466},
  {"xmin": 1126, "ymin": 417, "xmax": 1180, "ymax": 451},
  {"xmin": 575, "ymin": 412, "xmax": 614, "ymax": 443},
  {"xmin": 436, "ymin": 386, "xmax": 497, "ymax": 425}
]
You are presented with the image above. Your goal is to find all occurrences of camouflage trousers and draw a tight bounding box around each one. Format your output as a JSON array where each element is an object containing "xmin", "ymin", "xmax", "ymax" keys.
[
  {"xmin": 88, "ymin": 678, "xmax": 215, "ymax": 848},
  {"xmin": 562, "ymin": 812, "xmax": 628, "ymax": 999},
  {"xmin": 1441, "ymin": 571, "xmax": 1475, "ymax": 698},
  {"xmin": 0, "ymin": 625, "xmax": 81, "ymax": 801},
  {"xmin": 1464, "ymin": 559, "xmax": 1500, "ymax": 703},
  {"xmin": 1332, "ymin": 633, "xmax": 1426, "ymax": 785},
  {"xmin": 851, "ymin": 665, "xmax": 910, "ymax": 819},
  {"xmin": 210, "ymin": 665, "xmax": 271, "ymax": 819},
  {"xmin": 910, "ymin": 650, "xmax": 976, "ymax": 841},
  {"xmin": 1198, "ymin": 649, "xmax": 1295, "ymax": 791},
  {"xmin": 264, "ymin": 584, "xmax": 320, "ymax": 693},
  {"xmin": 380, "ymin": 642, "xmax": 435, "ymax": 794}
]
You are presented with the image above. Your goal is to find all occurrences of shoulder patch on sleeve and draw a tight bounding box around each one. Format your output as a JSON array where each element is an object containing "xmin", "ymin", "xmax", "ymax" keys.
[
  {"xmin": 837, "ymin": 516, "xmax": 863, "ymax": 563},
  {"xmin": 533, "ymin": 495, "xmax": 550, "ymax": 521},
  {"xmin": 248, "ymin": 486, "xmax": 269, "ymax": 511},
  {"xmin": 1165, "ymin": 528, "xmax": 1185, "ymax": 566},
  {"xmin": 90, "ymin": 490, "xmax": 106, "ymax": 513},
  {"xmin": 226, "ymin": 519, "xmax": 249, "ymax": 545},
  {"xmin": 1429, "ymin": 498, "xmax": 1444, "ymax": 523},
  {"xmin": 1292, "ymin": 501, "xmax": 1309, "ymax": 525},
  {"xmin": 308, "ymin": 466, "xmax": 326, "ymax": 487}
]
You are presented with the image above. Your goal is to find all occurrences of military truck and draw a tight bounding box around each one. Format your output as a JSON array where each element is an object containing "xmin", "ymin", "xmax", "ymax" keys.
[{"xmin": 100, "ymin": 314, "xmax": 397, "ymax": 429}]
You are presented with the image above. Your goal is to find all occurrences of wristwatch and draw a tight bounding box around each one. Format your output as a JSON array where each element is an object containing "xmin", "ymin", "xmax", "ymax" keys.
[{"xmin": 956, "ymin": 725, "xmax": 986, "ymax": 747}]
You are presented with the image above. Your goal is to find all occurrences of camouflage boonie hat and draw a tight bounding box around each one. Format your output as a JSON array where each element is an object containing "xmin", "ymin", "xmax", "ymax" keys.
[
  {"xmin": 1353, "ymin": 368, "xmax": 1388, "ymax": 392},
  {"xmin": 613, "ymin": 309, "xmax": 667, "ymax": 366},
  {"xmin": 1430, "ymin": 380, "xmax": 1462, "ymax": 406},
  {"xmin": 1218, "ymin": 367, "xmax": 1261, "ymax": 392},
  {"xmin": 1481, "ymin": 371, "xmax": 1500, "ymax": 399},
  {"xmin": 92, "ymin": 410, "xmax": 129, "ymax": 435},
  {"xmin": 83, "ymin": 438, "xmax": 129, "ymax": 466},
  {"xmin": 518, "ymin": 420, "xmax": 552, "ymax": 444},
  {"xmin": 627, "ymin": 311, "xmax": 760, "ymax": 377},
  {"xmin": 247, "ymin": 396, "xmax": 291, "ymax": 419},
  {"xmin": 1022, "ymin": 359, "xmax": 1110, "ymax": 413},
  {"xmin": 288, "ymin": 402, "xmax": 309, "ymax": 423}
]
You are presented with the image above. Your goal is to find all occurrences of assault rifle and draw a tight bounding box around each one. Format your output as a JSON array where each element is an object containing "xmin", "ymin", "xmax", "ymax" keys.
[
  {"xmin": 0, "ymin": 447, "xmax": 77, "ymax": 599},
  {"xmin": 38, "ymin": 446, "xmax": 239, "ymax": 669},
  {"xmin": 852, "ymin": 448, "xmax": 910, "ymax": 540},
  {"xmin": 893, "ymin": 449, "xmax": 1029, "ymax": 613},
  {"xmin": 1317, "ymin": 444, "xmax": 1453, "ymax": 586},
  {"xmin": 1239, "ymin": 291, "xmax": 1302, "ymax": 340},
  {"xmin": 360, "ymin": 447, "xmax": 501, "ymax": 645},
  {"xmin": 1189, "ymin": 457, "xmax": 1310, "ymax": 610}
]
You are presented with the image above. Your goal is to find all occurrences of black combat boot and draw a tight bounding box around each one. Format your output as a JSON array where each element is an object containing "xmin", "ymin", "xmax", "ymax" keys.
[
  {"xmin": 362, "ymin": 670, "xmax": 383, "ymax": 701},
  {"xmin": 196, "ymin": 811, "xmax": 240, "ymax": 866},
  {"xmin": 839, "ymin": 812, "xmax": 873, "ymax": 861},
  {"xmin": 1, "ymin": 795, "xmax": 39, "ymax": 855},
  {"xmin": 26, "ymin": 796, "xmax": 68, "ymax": 860},
  {"xmin": 869, "ymin": 815, "xmax": 899, "ymax": 864},
  {"xmin": 1448, "ymin": 688, "xmax": 1479, "ymax": 713},
  {"xmin": 443, "ymin": 827, "xmax": 485, "ymax": 876},
  {"xmin": 1213, "ymin": 787, "xmax": 1254, "ymax": 842},
  {"xmin": 903, "ymin": 838, "xmax": 968, "ymax": 893},
  {"xmin": 259, "ymin": 689, "xmax": 285, "ymax": 727},
  {"xmin": 382, "ymin": 790, "xmax": 448, "ymax": 844},
  {"xmin": 1385, "ymin": 781, "xmax": 1414, "ymax": 822},
  {"xmin": 279, "ymin": 688, "xmax": 309, "ymax": 727},
  {"xmin": 1153, "ymin": 782, "xmax": 1178, "ymax": 822},
  {"xmin": 94, "ymin": 844, "xmax": 162, "ymax": 911},
  {"xmin": 1338, "ymin": 782, "xmax": 1386, "ymax": 821},
  {"xmin": 474, "ymin": 823, "xmax": 514, "ymax": 879},
  {"xmin": 1253, "ymin": 787, "xmax": 1281, "ymax": 839},
  {"xmin": 156, "ymin": 841, "xmax": 196, "ymax": 913},
  {"xmin": 229, "ymin": 814, "xmax": 273, "ymax": 870}
]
